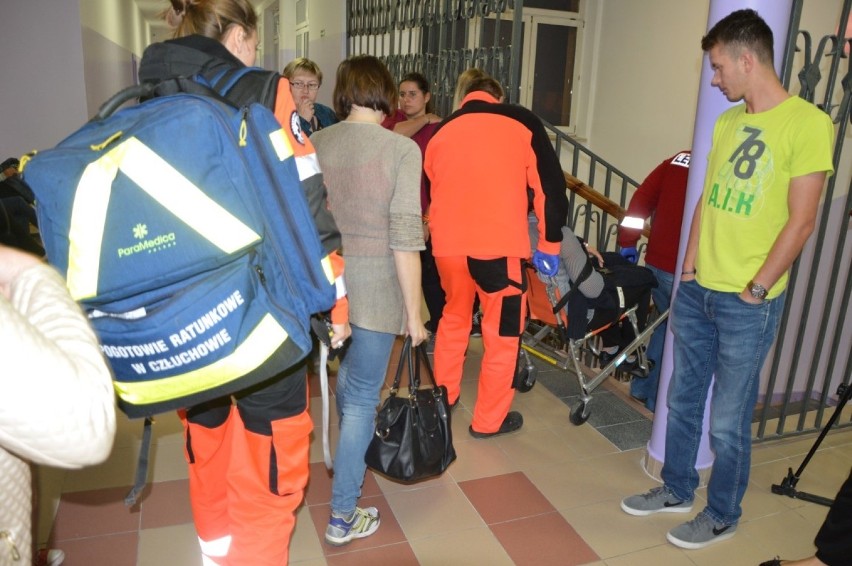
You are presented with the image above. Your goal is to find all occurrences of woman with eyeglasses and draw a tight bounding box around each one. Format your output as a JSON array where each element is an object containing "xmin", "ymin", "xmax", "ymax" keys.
[{"xmin": 283, "ymin": 57, "xmax": 338, "ymax": 135}]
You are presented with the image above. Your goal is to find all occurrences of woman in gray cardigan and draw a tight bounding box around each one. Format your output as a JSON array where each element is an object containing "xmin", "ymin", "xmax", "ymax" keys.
[{"xmin": 311, "ymin": 55, "xmax": 428, "ymax": 547}]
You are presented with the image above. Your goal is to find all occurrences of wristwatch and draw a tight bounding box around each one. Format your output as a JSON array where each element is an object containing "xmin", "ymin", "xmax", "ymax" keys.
[{"xmin": 747, "ymin": 280, "xmax": 768, "ymax": 300}]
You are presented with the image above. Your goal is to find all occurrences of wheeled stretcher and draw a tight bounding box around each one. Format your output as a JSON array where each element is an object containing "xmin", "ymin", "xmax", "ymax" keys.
[{"xmin": 516, "ymin": 264, "xmax": 669, "ymax": 425}]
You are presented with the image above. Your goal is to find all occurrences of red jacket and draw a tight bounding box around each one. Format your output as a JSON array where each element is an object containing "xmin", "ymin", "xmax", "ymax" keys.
[
  {"xmin": 618, "ymin": 151, "xmax": 690, "ymax": 273},
  {"xmin": 424, "ymin": 91, "xmax": 567, "ymax": 258}
]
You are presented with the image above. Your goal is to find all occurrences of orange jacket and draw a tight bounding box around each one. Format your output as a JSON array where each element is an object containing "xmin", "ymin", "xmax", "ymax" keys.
[
  {"xmin": 424, "ymin": 91, "xmax": 567, "ymax": 258},
  {"xmin": 272, "ymin": 84, "xmax": 348, "ymax": 323}
]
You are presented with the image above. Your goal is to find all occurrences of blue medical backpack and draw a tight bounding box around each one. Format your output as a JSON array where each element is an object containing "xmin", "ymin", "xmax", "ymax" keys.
[{"xmin": 22, "ymin": 74, "xmax": 336, "ymax": 418}]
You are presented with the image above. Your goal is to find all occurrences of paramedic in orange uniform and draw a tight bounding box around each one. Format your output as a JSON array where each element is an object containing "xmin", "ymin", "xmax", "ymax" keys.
[
  {"xmin": 139, "ymin": 1, "xmax": 348, "ymax": 564},
  {"xmin": 424, "ymin": 74, "xmax": 568, "ymax": 437}
]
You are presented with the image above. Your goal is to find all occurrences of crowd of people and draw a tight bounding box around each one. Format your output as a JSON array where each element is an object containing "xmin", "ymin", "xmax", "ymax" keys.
[{"xmin": 3, "ymin": 2, "xmax": 843, "ymax": 565}]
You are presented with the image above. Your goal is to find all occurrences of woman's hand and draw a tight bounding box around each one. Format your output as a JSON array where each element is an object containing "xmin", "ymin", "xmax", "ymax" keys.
[
  {"xmin": 295, "ymin": 98, "xmax": 315, "ymax": 123},
  {"xmin": 407, "ymin": 318, "xmax": 429, "ymax": 347},
  {"xmin": 586, "ymin": 245, "xmax": 605, "ymax": 267},
  {"xmin": 329, "ymin": 322, "xmax": 351, "ymax": 349}
]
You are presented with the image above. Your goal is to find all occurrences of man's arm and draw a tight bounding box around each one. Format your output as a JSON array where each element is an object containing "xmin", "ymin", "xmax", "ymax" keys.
[
  {"xmin": 741, "ymin": 171, "xmax": 827, "ymax": 303},
  {"xmin": 680, "ymin": 200, "xmax": 702, "ymax": 281},
  {"xmin": 618, "ymin": 159, "xmax": 667, "ymax": 248}
]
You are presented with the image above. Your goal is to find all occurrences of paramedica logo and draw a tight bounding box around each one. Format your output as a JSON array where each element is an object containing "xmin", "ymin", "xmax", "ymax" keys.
[{"xmin": 118, "ymin": 223, "xmax": 177, "ymax": 258}]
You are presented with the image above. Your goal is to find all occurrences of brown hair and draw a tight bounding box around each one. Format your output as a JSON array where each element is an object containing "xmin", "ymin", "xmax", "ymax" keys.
[
  {"xmin": 399, "ymin": 72, "xmax": 434, "ymax": 114},
  {"xmin": 461, "ymin": 76, "xmax": 504, "ymax": 102},
  {"xmin": 164, "ymin": 0, "xmax": 257, "ymax": 41},
  {"xmin": 282, "ymin": 58, "xmax": 324, "ymax": 85},
  {"xmin": 332, "ymin": 55, "xmax": 396, "ymax": 119},
  {"xmin": 701, "ymin": 9, "xmax": 774, "ymax": 66}
]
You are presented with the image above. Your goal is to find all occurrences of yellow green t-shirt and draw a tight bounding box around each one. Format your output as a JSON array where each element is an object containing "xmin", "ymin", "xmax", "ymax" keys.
[{"xmin": 696, "ymin": 96, "xmax": 834, "ymax": 298}]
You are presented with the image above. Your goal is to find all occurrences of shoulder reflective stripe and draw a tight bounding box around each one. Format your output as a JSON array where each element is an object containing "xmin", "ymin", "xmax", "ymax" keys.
[
  {"xmin": 295, "ymin": 153, "xmax": 322, "ymax": 181},
  {"xmin": 620, "ymin": 216, "xmax": 645, "ymax": 229},
  {"xmin": 269, "ymin": 128, "xmax": 294, "ymax": 161},
  {"xmin": 113, "ymin": 314, "xmax": 288, "ymax": 406},
  {"xmin": 320, "ymin": 255, "xmax": 334, "ymax": 285},
  {"xmin": 68, "ymin": 137, "xmax": 261, "ymax": 300}
]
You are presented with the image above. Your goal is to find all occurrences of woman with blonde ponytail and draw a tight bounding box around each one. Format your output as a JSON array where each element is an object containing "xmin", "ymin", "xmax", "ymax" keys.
[{"xmin": 137, "ymin": 1, "xmax": 350, "ymax": 564}]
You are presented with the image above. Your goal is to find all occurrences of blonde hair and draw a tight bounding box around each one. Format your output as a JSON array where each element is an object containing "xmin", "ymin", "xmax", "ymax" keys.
[
  {"xmin": 164, "ymin": 0, "xmax": 257, "ymax": 41},
  {"xmin": 452, "ymin": 68, "xmax": 488, "ymax": 110},
  {"xmin": 282, "ymin": 58, "xmax": 324, "ymax": 85}
]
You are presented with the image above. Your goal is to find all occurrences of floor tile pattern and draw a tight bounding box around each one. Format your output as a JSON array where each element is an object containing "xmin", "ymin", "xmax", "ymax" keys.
[{"xmin": 35, "ymin": 337, "xmax": 852, "ymax": 565}]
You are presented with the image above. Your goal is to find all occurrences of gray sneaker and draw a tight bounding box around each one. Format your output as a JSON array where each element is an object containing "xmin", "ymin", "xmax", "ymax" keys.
[
  {"xmin": 667, "ymin": 511, "xmax": 737, "ymax": 549},
  {"xmin": 325, "ymin": 507, "xmax": 380, "ymax": 546},
  {"xmin": 621, "ymin": 486, "xmax": 693, "ymax": 516}
]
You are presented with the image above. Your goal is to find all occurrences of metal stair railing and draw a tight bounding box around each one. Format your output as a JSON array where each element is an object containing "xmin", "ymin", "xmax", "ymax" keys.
[{"xmin": 540, "ymin": 119, "xmax": 642, "ymax": 253}]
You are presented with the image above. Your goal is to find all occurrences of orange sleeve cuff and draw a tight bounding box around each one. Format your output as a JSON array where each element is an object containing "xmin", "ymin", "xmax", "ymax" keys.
[
  {"xmin": 537, "ymin": 239, "xmax": 561, "ymax": 256},
  {"xmin": 330, "ymin": 296, "xmax": 349, "ymax": 325}
]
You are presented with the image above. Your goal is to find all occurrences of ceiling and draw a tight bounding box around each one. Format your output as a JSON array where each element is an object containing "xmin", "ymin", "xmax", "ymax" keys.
[{"xmin": 134, "ymin": 0, "xmax": 171, "ymax": 41}]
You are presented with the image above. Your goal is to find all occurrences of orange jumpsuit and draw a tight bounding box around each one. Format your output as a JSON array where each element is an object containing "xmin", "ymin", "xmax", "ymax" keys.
[{"xmin": 424, "ymin": 91, "xmax": 567, "ymax": 433}]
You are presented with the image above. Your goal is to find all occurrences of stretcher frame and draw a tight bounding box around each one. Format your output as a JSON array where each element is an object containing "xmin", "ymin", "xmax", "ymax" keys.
[{"xmin": 518, "ymin": 268, "xmax": 669, "ymax": 425}]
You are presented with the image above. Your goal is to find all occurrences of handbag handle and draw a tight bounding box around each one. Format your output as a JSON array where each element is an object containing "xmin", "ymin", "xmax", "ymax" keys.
[
  {"xmin": 413, "ymin": 343, "xmax": 439, "ymax": 390},
  {"xmin": 388, "ymin": 337, "xmax": 413, "ymax": 395},
  {"xmin": 389, "ymin": 338, "xmax": 440, "ymax": 397}
]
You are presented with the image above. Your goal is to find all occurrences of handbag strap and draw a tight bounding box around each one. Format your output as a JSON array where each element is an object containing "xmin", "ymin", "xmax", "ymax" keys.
[
  {"xmin": 390, "ymin": 337, "xmax": 413, "ymax": 394},
  {"xmin": 413, "ymin": 342, "xmax": 440, "ymax": 392}
]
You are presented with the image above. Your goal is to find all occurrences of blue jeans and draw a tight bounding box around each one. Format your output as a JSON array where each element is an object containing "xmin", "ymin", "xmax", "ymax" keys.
[
  {"xmin": 630, "ymin": 264, "xmax": 674, "ymax": 411},
  {"xmin": 662, "ymin": 280, "xmax": 783, "ymax": 525},
  {"xmin": 330, "ymin": 325, "xmax": 396, "ymax": 516}
]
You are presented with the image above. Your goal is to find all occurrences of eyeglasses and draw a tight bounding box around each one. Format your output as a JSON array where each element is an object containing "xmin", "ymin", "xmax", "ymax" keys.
[{"xmin": 291, "ymin": 81, "xmax": 320, "ymax": 91}]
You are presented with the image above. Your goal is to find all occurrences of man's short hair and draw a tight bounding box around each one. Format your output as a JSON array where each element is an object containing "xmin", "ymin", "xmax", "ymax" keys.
[
  {"xmin": 701, "ymin": 8, "xmax": 774, "ymax": 65},
  {"xmin": 462, "ymin": 76, "xmax": 505, "ymax": 102}
]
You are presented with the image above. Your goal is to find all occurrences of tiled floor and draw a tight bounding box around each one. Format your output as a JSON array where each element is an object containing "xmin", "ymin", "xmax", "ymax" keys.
[{"xmin": 34, "ymin": 338, "xmax": 852, "ymax": 565}]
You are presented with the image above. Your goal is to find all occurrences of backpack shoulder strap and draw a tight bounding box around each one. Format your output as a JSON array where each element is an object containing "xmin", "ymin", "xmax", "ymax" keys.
[{"xmin": 208, "ymin": 67, "xmax": 280, "ymax": 109}]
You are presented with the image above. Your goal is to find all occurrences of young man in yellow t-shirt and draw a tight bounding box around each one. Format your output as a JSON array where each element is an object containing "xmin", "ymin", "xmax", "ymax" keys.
[{"xmin": 621, "ymin": 8, "xmax": 834, "ymax": 550}]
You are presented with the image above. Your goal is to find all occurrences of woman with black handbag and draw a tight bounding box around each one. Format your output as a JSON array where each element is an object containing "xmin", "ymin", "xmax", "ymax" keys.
[{"xmin": 311, "ymin": 55, "xmax": 428, "ymax": 547}]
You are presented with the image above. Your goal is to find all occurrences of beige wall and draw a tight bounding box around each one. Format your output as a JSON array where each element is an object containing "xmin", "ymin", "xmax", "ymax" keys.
[
  {"xmin": 79, "ymin": 0, "xmax": 149, "ymax": 56},
  {"xmin": 586, "ymin": 0, "xmax": 709, "ymax": 183},
  {"xmin": 0, "ymin": 2, "xmax": 89, "ymax": 159}
]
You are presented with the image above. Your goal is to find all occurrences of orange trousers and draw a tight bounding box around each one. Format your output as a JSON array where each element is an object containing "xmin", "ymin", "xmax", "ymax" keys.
[
  {"xmin": 434, "ymin": 256, "xmax": 527, "ymax": 433},
  {"xmin": 179, "ymin": 365, "xmax": 312, "ymax": 566}
]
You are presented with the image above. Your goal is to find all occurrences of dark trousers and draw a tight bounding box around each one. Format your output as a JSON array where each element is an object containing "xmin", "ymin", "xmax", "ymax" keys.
[
  {"xmin": 815, "ymin": 466, "xmax": 852, "ymax": 566},
  {"xmin": 421, "ymin": 238, "xmax": 446, "ymax": 333}
]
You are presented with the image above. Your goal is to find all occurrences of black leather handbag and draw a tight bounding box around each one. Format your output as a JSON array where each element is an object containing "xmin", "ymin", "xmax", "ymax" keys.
[{"xmin": 364, "ymin": 337, "xmax": 456, "ymax": 482}]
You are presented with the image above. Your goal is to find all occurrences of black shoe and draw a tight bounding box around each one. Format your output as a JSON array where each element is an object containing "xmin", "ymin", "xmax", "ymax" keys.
[
  {"xmin": 449, "ymin": 397, "xmax": 460, "ymax": 412},
  {"xmin": 470, "ymin": 310, "xmax": 483, "ymax": 337},
  {"xmin": 469, "ymin": 411, "xmax": 523, "ymax": 439},
  {"xmin": 759, "ymin": 559, "xmax": 782, "ymax": 566}
]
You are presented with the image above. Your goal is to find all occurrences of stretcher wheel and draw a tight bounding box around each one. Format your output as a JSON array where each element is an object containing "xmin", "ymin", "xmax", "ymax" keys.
[
  {"xmin": 569, "ymin": 401, "xmax": 590, "ymax": 425},
  {"xmin": 516, "ymin": 364, "xmax": 538, "ymax": 393}
]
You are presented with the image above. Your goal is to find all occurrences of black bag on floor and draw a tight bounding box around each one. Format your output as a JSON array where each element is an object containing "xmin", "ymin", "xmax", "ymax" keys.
[{"xmin": 365, "ymin": 338, "xmax": 456, "ymax": 482}]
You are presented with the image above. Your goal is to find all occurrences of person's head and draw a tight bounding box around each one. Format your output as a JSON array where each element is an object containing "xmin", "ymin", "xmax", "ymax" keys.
[
  {"xmin": 701, "ymin": 9, "xmax": 774, "ymax": 102},
  {"xmin": 452, "ymin": 68, "xmax": 488, "ymax": 110},
  {"xmin": 398, "ymin": 72, "xmax": 433, "ymax": 119},
  {"xmin": 283, "ymin": 58, "xmax": 324, "ymax": 104},
  {"xmin": 332, "ymin": 55, "xmax": 396, "ymax": 119},
  {"xmin": 462, "ymin": 76, "xmax": 504, "ymax": 102},
  {"xmin": 165, "ymin": 0, "xmax": 258, "ymax": 66}
]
